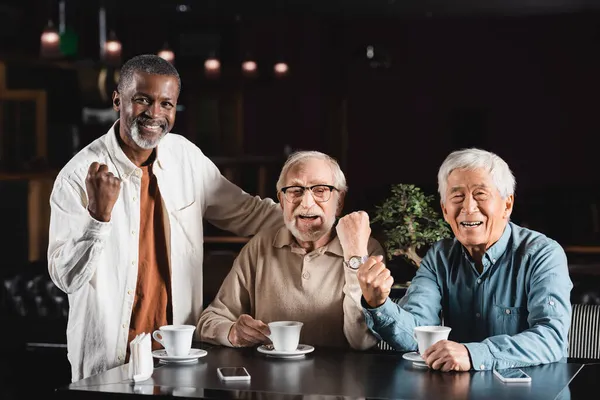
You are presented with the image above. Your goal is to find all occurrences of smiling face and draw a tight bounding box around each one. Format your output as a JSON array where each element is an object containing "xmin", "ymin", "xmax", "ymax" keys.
[
  {"xmin": 441, "ymin": 168, "xmax": 513, "ymax": 258},
  {"xmin": 113, "ymin": 71, "xmax": 178, "ymax": 151},
  {"xmin": 278, "ymin": 158, "xmax": 343, "ymax": 250}
]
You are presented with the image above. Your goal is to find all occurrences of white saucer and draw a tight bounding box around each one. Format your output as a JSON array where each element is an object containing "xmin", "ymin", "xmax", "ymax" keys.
[
  {"xmin": 257, "ymin": 344, "xmax": 315, "ymax": 358},
  {"xmin": 152, "ymin": 348, "xmax": 207, "ymax": 363},
  {"xmin": 412, "ymin": 361, "xmax": 429, "ymax": 368},
  {"xmin": 402, "ymin": 352, "xmax": 424, "ymax": 362},
  {"xmin": 159, "ymin": 358, "xmax": 199, "ymax": 365}
]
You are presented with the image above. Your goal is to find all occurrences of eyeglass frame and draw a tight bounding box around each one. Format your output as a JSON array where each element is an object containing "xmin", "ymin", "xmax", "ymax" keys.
[{"xmin": 280, "ymin": 184, "xmax": 339, "ymax": 204}]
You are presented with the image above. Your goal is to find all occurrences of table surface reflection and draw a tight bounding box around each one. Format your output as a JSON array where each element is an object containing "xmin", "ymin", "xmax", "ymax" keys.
[{"xmin": 57, "ymin": 343, "xmax": 586, "ymax": 400}]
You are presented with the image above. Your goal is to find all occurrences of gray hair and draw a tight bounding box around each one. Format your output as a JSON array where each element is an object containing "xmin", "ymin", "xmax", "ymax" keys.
[
  {"xmin": 276, "ymin": 151, "xmax": 348, "ymax": 193},
  {"xmin": 117, "ymin": 54, "xmax": 181, "ymax": 94},
  {"xmin": 437, "ymin": 148, "xmax": 516, "ymax": 203}
]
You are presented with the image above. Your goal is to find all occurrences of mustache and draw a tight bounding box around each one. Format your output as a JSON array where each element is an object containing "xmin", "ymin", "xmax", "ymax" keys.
[{"xmin": 134, "ymin": 114, "xmax": 168, "ymax": 130}]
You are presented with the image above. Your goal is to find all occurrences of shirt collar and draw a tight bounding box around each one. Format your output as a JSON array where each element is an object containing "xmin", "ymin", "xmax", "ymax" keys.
[
  {"xmin": 105, "ymin": 119, "xmax": 169, "ymax": 178},
  {"xmin": 272, "ymin": 226, "xmax": 344, "ymax": 257},
  {"xmin": 484, "ymin": 221, "xmax": 512, "ymax": 262}
]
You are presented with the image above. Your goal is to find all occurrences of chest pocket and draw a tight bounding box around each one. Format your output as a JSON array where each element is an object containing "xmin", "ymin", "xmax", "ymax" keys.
[
  {"xmin": 170, "ymin": 201, "xmax": 200, "ymax": 252},
  {"xmin": 493, "ymin": 304, "xmax": 528, "ymax": 336}
]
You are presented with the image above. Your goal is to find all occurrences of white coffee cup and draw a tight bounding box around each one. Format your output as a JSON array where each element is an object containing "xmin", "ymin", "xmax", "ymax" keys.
[
  {"xmin": 413, "ymin": 325, "xmax": 452, "ymax": 354},
  {"xmin": 152, "ymin": 325, "xmax": 196, "ymax": 357},
  {"xmin": 268, "ymin": 321, "xmax": 303, "ymax": 352}
]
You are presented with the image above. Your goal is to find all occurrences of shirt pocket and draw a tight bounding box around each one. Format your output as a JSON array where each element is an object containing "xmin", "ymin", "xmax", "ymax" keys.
[
  {"xmin": 493, "ymin": 303, "xmax": 528, "ymax": 336},
  {"xmin": 170, "ymin": 200, "xmax": 201, "ymax": 252}
]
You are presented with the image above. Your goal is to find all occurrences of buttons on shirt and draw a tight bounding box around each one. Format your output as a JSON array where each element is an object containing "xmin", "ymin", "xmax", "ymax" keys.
[
  {"xmin": 479, "ymin": 364, "xmax": 486, "ymax": 370},
  {"xmin": 477, "ymin": 279, "xmax": 482, "ymax": 284},
  {"xmin": 132, "ymin": 196, "xmax": 137, "ymax": 202},
  {"xmin": 549, "ymin": 300, "xmax": 555, "ymax": 306},
  {"xmin": 476, "ymin": 313, "xmax": 481, "ymax": 318},
  {"xmin": 302, "ymin": 272, "xmax": 310, "ymax": 280},
  {"xmin": 127, "ymin": 289, "xmax": 132, "ymax": 295},
  {"xmin": 505, "ymin": 309, "xmax": 511, "ymax": 315},
  {"xmin": 376, "ymin": 312, "xmax": 382, "ymax": 317},
  {"xmin": 131, "ymin": 230, "xmax": 136, "ymax": 236},
  {"xmin": 118, "ymin": 355, "xmax": 123, "ymax": 361},
  {"xmin": 492, "ymin": 259, "xmax": 496, "ymax": 263},
  {"xmin": 131, "ymin": 261, "xmax": 136, "ymax": 266},
  {"xmin": 134, "ymin": 170, "xmax": 142, "ymax": 178},
  {"xmin": 122, "ymin": 323, "xmax": 127, "ymax": 328}
]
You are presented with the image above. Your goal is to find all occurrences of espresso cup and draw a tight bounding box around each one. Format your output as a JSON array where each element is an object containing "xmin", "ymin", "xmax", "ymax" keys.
[
  {"xmin": 152, "ymin": 325, "xmax": 196, "ymax": 357},
  {"xmin": 268, "ymin": 321, "xmax": 303, "ymax": 352},
  {"xmin": 413, "ymin": 325, "xmax": 452, "ymax": 355}
]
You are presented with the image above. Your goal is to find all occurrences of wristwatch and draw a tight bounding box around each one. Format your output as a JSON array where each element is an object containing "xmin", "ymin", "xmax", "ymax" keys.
[{"xmin": 344, "ymin": 255, "xmax": 369, "ymax": 270}]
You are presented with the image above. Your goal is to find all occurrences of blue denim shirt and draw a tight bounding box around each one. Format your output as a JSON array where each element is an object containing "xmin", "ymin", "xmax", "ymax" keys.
[{"xmin": 363, "ymin": 222, "xmax": 573, "ymax": 371}]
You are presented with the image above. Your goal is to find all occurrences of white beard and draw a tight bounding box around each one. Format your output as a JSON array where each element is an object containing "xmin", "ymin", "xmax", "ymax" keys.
[
  {"xmin": 285, "ymin": 216, "xmax": 333, "ymax": 243},
  {"xmin": 130, "ymin": 120, "xmax": 167, "ymax": 150}
]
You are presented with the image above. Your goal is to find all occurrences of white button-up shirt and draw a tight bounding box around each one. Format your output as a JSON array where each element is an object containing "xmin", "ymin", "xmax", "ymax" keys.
[{"xmin": 48, "ymin": 122, "xmax": 281, "ymax": 381}]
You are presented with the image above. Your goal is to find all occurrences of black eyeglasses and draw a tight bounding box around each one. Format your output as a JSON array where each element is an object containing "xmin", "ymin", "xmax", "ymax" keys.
[{"xmin": 280, "ymin": 185, "xmax": 338, "ymax": 204}]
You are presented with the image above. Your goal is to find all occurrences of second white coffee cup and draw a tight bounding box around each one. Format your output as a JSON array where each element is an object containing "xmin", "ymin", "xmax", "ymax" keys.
[
  {"xmin": 152, "ymin": 324, "xmax": 196, "ymax": 357},
  {"xmin": 413, "ymin": 325, "xmax": 452, "ymax": 354},
  {"xmin": 268, "ymin": 321, "xmax": 303, "ymax": 352}
]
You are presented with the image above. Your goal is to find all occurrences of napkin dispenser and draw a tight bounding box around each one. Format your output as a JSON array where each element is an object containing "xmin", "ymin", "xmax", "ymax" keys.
[{"xmin": 128, "ymin": 333, "xmax": 154, "ymax": 382}]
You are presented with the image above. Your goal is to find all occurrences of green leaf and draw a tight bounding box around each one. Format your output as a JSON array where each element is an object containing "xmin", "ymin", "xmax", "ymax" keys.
[{"xmin": 371, "ymin": 183, "xmax": 452, "ymax": 268}]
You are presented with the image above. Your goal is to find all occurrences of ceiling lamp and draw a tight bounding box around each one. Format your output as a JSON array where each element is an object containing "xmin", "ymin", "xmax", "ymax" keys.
[
  {"xmin": 158, "ymin": 43, "xmax": 175, "ymax": 64},
  {"xmin": 40, "ymin": 20, "xmax": 61, "ymax": 58},
  {"xmin": 204, "ymin": 55, "xmax": 221, "ymax": 78},
  {"xmin": 241, "ymin": 60, "xmax": 257, "ymax": 77},
  {"xmin": 274, "ymin": 62, "xmax": 289, "ymax": 78},
  {"xmin": 104, "ymin": 31, "xmax": 122, "ymax": 66}
]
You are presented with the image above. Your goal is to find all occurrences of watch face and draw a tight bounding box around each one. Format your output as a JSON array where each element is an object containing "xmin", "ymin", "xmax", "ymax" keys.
[{"xmin": 348, "ymin": 256, "xmax": 362, "ymax": 270}]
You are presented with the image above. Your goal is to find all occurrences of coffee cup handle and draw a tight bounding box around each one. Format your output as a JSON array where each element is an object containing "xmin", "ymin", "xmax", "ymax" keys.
[{"xmin": 152, "ymin": 330, "xmax": 164, "ymax": 347}]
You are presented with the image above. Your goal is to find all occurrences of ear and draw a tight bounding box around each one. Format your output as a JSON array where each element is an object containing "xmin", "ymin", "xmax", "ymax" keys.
[
  {"xmin": 336, "ymin": 191, "xmax": 346, "ymax": 217},
  {"xmin": 277, "ymin": 192, "xmax": 284, "ymax": 211},
  {"xmin": 112, "ymin": 91, "xmax": 120, "ymax": 112},
  {"xmin": 503, "ymin": 194, "xmax": 514, "ymax": 219}
]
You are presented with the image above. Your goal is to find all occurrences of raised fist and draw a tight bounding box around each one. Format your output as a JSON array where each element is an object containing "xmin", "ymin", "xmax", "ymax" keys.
[
  {"xmin": 85, "ymin": 162, "xmax": 121, "ymax": 222},
  {"xmin": 336, "ymin": 211, "xmax": 371, "ymax": 260}
]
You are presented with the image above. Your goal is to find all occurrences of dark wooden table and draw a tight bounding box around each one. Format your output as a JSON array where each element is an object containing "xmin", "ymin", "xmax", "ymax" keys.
[{"xmin": 56, "ymin": 343, "xmax": 592, "ymax": 400}]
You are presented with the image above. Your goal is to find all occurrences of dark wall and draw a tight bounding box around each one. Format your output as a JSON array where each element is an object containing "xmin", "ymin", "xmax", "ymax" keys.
[{"xmin": 2, "ymin": 4, "xmax": 600, "ymax": 249}]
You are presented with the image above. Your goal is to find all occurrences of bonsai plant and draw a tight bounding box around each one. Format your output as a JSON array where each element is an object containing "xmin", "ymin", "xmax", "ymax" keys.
[{"xmin": 371, "ymin": 183, "xmax": 452, "ymax": 268}]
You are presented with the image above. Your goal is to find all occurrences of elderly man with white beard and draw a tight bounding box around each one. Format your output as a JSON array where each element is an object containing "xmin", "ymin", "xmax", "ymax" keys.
[
  {"xmin": 198, "ymin": 151, "xmax": 384, "ymax": 350},
  {"xmin": 48, "ymin": 54, "xmax": 282, "ymax": 382}
]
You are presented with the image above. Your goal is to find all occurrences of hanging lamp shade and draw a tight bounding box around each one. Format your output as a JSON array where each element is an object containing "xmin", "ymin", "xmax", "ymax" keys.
[
  {"xmin": 40, "ymin": 20, "xmax": 61, "ymax": 58},
  {"xmin": 158, "ymin": 43, "xmax": 175, "ymax": 64},
  {"xmin": 103, "ymin": 31, "xmax": 122, "ymax": 66}
]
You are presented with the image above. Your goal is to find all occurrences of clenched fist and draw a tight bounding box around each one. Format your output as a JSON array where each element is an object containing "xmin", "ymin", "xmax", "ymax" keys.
[
  {"xmin": 85, "ymin": 162, "xmax": 121, "ymax": 222},
  {"xmin": 357, "ymin": 255, "xmax": 394, "ymax": 308},
  {"xmin": 336, "ymin": 211, "xmax": 371, "ymax": 260},
  {"xmin": 228, "ymin": 314, "xmax": 271, "ymax": 347}
]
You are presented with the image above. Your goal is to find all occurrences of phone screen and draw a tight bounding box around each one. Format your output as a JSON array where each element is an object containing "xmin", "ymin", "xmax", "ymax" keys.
[{"xmin": 219, "ymin": 367, "xmax": 249, "ymax": 377}]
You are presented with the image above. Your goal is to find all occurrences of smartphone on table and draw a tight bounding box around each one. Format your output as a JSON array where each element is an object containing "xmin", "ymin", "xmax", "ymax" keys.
[
  {"xmin": 217, "ymin": 367, "xmax": 251, "ymax": 381},
  {"xmin": 493, "ymin": 368, "xmax": 532, "ymax": 383}
]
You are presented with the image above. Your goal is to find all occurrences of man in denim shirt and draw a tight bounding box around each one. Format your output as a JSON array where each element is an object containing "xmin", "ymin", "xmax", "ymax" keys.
[{"xmin": 358, "ymin": 148, "xmax": 572, "ymax": 372}]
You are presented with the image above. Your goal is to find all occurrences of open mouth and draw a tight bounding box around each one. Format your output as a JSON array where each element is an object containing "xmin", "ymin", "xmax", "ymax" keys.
[
  {"xmin": 297, "ymin": 214, "xmax": 320, "ymax": 221},
  {"xmin": 137, "ymin": 119, "xmax": 166, "ymax": 134},
  {"xmin": 460, "ymin": 221, "xmax": 483, "ymax": 227}
]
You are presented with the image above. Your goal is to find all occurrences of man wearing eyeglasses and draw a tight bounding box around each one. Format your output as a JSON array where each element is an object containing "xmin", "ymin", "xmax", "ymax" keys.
[{"xmin": 198, "ymin": 151, "xmax": 383, "ymax": 350}]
